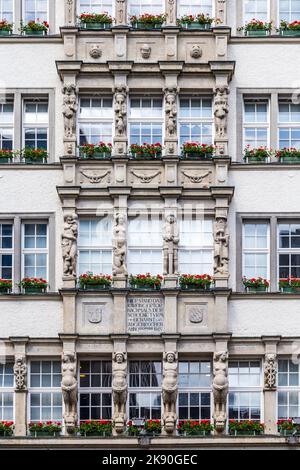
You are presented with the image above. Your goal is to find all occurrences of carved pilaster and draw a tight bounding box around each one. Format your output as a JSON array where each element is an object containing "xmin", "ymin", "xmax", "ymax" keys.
[
  {"xmin": 115, "ymin": 0, "xmax": 127, "ymax": 25},
  {"xmin": 162, "ymin": 351, "xmax": 178, "ymax": 434},
  {"xmin": 61, "ymin": 211, "xmax": 78, "ymax": 286},
  {"xmin": 214, "ymin": 86, "xmax": 229, "ymax": 156},
  {"xmin": 213, "ymin": 214, "xmax": 229, "ymax": 277},
  {"xmin": 215, "ymin": 0, "xmax": 227, "ymax": 24},
  {"xmin": 264, "ymin": 353, "xmax": 277, "ymax": 390},
  {"xmin": 112, "ymin": 210, "xmax": 128, "ymax": 278},
  {"xmin": 62, "ymin": 84, "xmax": 78, "ymax": 156},
  {"xmin": 163, "ymin": 212, "xmax": 179, "ymax": 276},
  {"xmin": 65, "ymin": 0, "xmax": 76, "ymax": 26},
  {"xmin": 164, "ymin": 87, "xmax": 179, "ymax": 155},
  {"xmin": 61, "ymin": 351, "xmax": 78, "ymax": 434},
  {"xmin": 165, "ymin": 0, "xmax": 176, "ymax": 26},
  {"xmin": 113, "ymin": 85, "xmax": 128, "ymax": 155},
  {"xmin": 14, "ymin": 356, "xmax": 27, "ymax": 392},
  {"xmin": 213, "ymin": 351, "xmax": 228, "ymax": 433},
  {"xmin": 10, "ymin": 338, "xmax": 29, "ymax": 436},
  {"xmin": 112, "ymin": 352, "xmax": 128, "ymax": 434}
]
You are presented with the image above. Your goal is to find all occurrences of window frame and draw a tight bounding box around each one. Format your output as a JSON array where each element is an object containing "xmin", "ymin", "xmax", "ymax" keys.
[
  {"xmin": 22, "ymin": 98, "xmax": 49, "ymax": 152},
  {"xmin": 129, "ymin": 96, "xmax": 164, "ymax": 146},
  {"xmin": 278, "ymin": 99, "xmax": 300, "ymax": 149},
  {"xmin": 277, "ymin": 358, "xmax": 300, "ymax": 420},
  {"xmin": 243, "ymin": 98, "xmax": 270, "ymax": 151},
  {"xmin": 277, "ymin": 220, "xmax": 300, "ymax": 280},
  {"xmin": 77, "ymin": 96, "xmax": 114, "ymax": 149},
  {"xmin": 178, "ymin": 95, "xmax": 214, "ymax": 148},
  {"xmin": 77, "ymin": 0, "xmax": 114, "ymax": 16},
  {"xmin": 0, "ymin": 222, "xmax": 14, "ymax": 281},
  {"xmin": 0, "ymin": 99, "xmax": 14, "ymax": 151},
  {"xmin": 242, "ymin": 0, "xmax": 270, "ymax": 24},
  {"xmin": 127, "ymin": 0, "xmax": 165, "ymax": 17},
  {"xmin": 242, "ymin": 221, "xmax": 270, "ymax": 280},
  {"xmin": 21, "ymin": 221, "xmax": 49, "ymax": 281},
  {"xmin": 278, "ymin": 0, "xmax": 300, "ymax": 23},
  {"xmin": 0, "ymin": 362, "xmax": 14, "ymax": 422},
  {"xmin": 177, "ymin": 0, "xmax": 214, "ymax": 18}
]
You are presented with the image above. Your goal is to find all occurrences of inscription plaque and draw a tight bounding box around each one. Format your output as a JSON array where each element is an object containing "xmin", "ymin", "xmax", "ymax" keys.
[{"xmin": 127, "ymin": 297, "xmax": 164, "ymax": 334}]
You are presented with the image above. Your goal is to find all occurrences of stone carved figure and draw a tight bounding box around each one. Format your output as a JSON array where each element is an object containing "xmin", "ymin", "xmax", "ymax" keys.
[
  {"xmin": 114, "ymin": 86, "xmax": 128, "ymax": 137},
  {"xmin": 65, "ymin": 0, "xmax": 75, "ymax": 25},
  {"xmin": 214, "ymin": 87, "xmax": 229, "ymax": 138},
  {"xmin": 61, "ymin": 352, "xmax": 77, "ymax": 433},
  {"xmin": 112, "ymin": 352, "xmax": 127, "ymax": 432},
  {"xmin": 14, "ymin": 356, "xmax": 27, "ymax": 391},
  {"xmin": 163, "ymin": 214, "xmax": 179, "ymax": 275},
  {"xmin": 162, "ymin": 352, "xmax": 178, "ymax": 433},
  {"xmin": 214, "ymin": 217, "xmax": 229, "ymax": 275},
  {"xmin": 89, "ymin": 44, "xmax": 102, "ymax": 59},
  {"xmin": 213, "ymin": 351, "xmax": 229, "ymax": 432},
  {"xmin": 165, "ymin": 88, "xmax": 178, "ymax": 138},
  {"xmin": 217, "ymin": 0, "xmax": 226, "ymax": 23},
  {"xmin": 112, "ymin": 212, "xmax": 128, "ymax": 276},
  {"xmin": 62, "ymin": 213, "xmax": 78, "ymax": 277},
  {"xmin": 264, "ymin": 353, "xmax": 277, "ymax": 390},
  {"xmin": 116, "ymin": 0, "xmax": 126, "ymax": 24},
  {"xmin": 167, "ymin": 0, "xmax": 176, "ymax": 24},
  {"xmin": 62, "ymin": 84, "xmax": 78, "ymax": 138},
  {"xmin": 140, "ymin": 44, "xmax": 151, "ymax": 59},
  {"xmin": 190, "ymin": 44, "xmax": 202, "ymax": 59}
]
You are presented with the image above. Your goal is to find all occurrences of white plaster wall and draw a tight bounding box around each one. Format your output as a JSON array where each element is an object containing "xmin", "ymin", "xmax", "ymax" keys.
[
  {"xmin": 229, "ymin": 298, "xmax": 300, "ymax": 337},
  {"xmin": 0, "ymin": 300, "xmax": 63, "ymax": 337}
]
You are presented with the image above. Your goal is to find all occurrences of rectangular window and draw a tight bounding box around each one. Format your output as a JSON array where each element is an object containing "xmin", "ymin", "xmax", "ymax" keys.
[
  {"xmin": 242, "ymin": 222, "xmax": 269, "ymax": 279},
  {"xmin": 178, "ymin": 217, "xmax": 213, "ymax": 274},
  {"xmin": 278, "ymin": 359, "xmax": 300, "ymax": 419},
  {"xmin": 0, "ymin": 363, "xmax": 14, "ymax": 421},
  {"xmin": 243, "ymin": 0, "xmax": 268, "ymax": 23},
  {"xmin": 22, "ymin": 222, "xmax": 48, "ymax": 279},
  {"xmin": 0, "ymin": 223, "xmax": 13, "ymax": 280},
  {"xmin": 243, "ymin": 99, "xmax": 269, "ymax": 149},
  {"xmin": 129, "ymin": 98, "xmax": 163, "ymax": 145},
  {"xmin": 178, "ymin": 361, "xmax": 211, "ymax": 420},
  {"xmin": 78, "ymin": 0, "xmax": 113, "ymax": 15},
  {"xmin": 23, "ymin": 0, "xmax": 48, "ymax": 23},
  {"xmin": 78, "ymin": 218, "xmax": 112, "ymax": 275},
  {"xmin": 278, "ymin": 101, "xmax": 300, "ymax": 149},
  {"xmin": 178, "ymin": 0, "xmax": 213, "ymax": 16},
  {"xmin": 279, "ymin": 0, "xmax": 300, "ymax": 23},
  {"xmin": 278, "ymin": 223, "xmax": 300, "ymax": 278},
  {"xmin": 179, "ymin": 97, "xmax": 213, "ymax": 147},
  {"xmin": 228, "ymin": 360, "xmax": 262, "ymax": 421},
  {"xmin": 128, "ymin": 215, "xmax": 163, "ymax": 275},
  {"xmin": 0, "ymin": 0, "xmax": 13, "ymax": 23},
  {"xmin": 79, "ymin": 360, "xmax": 112, "ymax": 420},
  {"xmin": 0, "ymin": 101, "xmax": 14, "ymax": 151},
  {"xmin": 29, "ymin": 360, "xmax": 62, "ymax": 421},
  {"xmin": 23, "ymin": 100, "xmax": 49, "ymax": 150},
  {"xmin": 128, "ymin": 0, "xmax": 164, "ymax": 16},
  {"xmin": 129, "ymin": 361, "xmax": 161, "ymax": 420},
  {"xmin": 78, "ymin": 97, "xmax": 113, "ymax": 146}
]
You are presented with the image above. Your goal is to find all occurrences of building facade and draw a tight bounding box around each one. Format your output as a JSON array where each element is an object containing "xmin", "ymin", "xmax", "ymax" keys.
[{"xmin": 0, "ymin": 0, "xmax": 300, "ymax": 449}]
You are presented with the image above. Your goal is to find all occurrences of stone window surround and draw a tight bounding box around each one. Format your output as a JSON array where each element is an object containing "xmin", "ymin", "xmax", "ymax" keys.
[
  {"xmin": 235, "ymin": 0, "xmax": 295, "ymax": 32},
  {"xmin": 236, "ymin": 212, "xmax": 300, "ymax": 292},
  {"xmin": 9, "ymin": 0, "xmax": 56, "ymax": 34},
  {"xmin": 0, "ymin": 213, "xmax": 56, "ymax": 291},
  {"xmin": 1, "ymin": 89, "xmax": 55, "ymax": 162},
  {"xmin": 236, "ymin": 88, "xmax": 298, "ymax": 162}
]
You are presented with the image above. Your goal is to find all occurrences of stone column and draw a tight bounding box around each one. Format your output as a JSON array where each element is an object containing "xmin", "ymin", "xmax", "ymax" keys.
[
  {"xmin": 60, "ymin": 335, "xmax": 78, "ymax": 435},
  {"xmin": 161, "ymin": 336, "xmax": 179, "ymax": 435},
  {"xmin": 262, "ymin": 336, "xmax": 281, "ymax": 435},
  {"xmin": 215, "ymin": 0, "xmax": 227, "ymax": 24},
  {"xmin": 64, "ymin": 0, "xmax": 76, "ymax": 26},
  {"xmin": 113, "ymin": 82, "xmax": 129, "ymax": 156},
  {"xmin": 212, "ymin": 334, "xmax": 230, "ymax": 434},
  {"xmin": 10, "ymin": 337, "xmax": 29, "ymax": 437}
]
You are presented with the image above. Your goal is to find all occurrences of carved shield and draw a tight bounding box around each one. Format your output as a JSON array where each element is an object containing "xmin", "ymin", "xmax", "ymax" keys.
[
  {"xmin": 189, "ymin": 307, "xmax": 204, "ymax": 324},
  {"xmin": 87, "ymin": 306, "xmax": 102, "ymax": 324}
]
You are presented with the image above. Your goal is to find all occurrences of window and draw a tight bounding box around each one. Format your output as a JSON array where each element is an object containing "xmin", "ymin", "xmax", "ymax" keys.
[
  {"xmin": 178, "ymin": 0, "xmax": 213, "ymax": 17},
  {"xmin": 278, "ymin": 101, "xmax": 300, "ymax": 149},
  {"xmin": 278, "ymin": 223, "xmax": 300, "ymax": 278},
  {"xmin": 243, "ymin": 0, "xmax": 268, "ymax": 23},
  {"xmin": 178, "ymin": 361, "xmax": 211, "ymax": 420},
  {"xmin": 78, "ymin": 97, "xmax": 113, "ymax": 146},
  {"xmin": 129, "ymin": 361, "xmax": 162, "ymax": 420},
  {"xmin": 279, "ymin": 0, "xmax": 300, "ymax": 23},
  {"xmin": 78, "ymin": 218, "xmax": 112, "ymax": 275},
  {"xmin": 128, "ymin": 215, "xmax": 163, "ymax": 275},
  {"xmin": 243, "ymin": 99, "xmax": 269, "ymax": 149},
  {"xmin": 22, "ymin": 223, "xmax": 48, "ymax": 278},
  {"xmin": 179, "ymin": 97, "xmax": 213, "ymax": 147},
  {"xmin": 242, "ymin": 222, "xmax": 269, "ymax": 278},
  {"xmin": 228, "ymin": 360, "xmax": 262, "ymax": 421},
  {"xmin": 0, "ymin": 363, "xmax": 14, "ymax": 421},
  {"xmin": 129, "ymin": 98, "xmax": 163, "ymax": 145},
  {"xmin": 0, "ymin": 102, "xmax": 14, "ymax": 150},
  {"xmin": 23, "ymin": 0, "xmax": 48, "ymax": 23},
  {"xmin": 278, "ymin": 359, "xmax": 300, "ymax": 419},
  {"xmin": 79, "ymin": 360, "xmax": 112, "ymax": 420},
  {"xmin": 0, "ymin": 223, "xmax": 13, "ymax": 280},
  {"xmin": 29, "ymin": 360, "xmax": 62, "ymax": 421},
  {"xmin": 178, "ymin": 217, "xmax": 213, "ymax": 274},
  {"xmin": 23, "ymin": 101, "xmax": 48, "ymax": 150},
  {"xmin": 78, "ymin": 0, "xmax": 113, "ymax": 16},
  {"xmin": 128, "ymin": 0, "xmax": 164, "ymax": 16},
  {"xmin": 0, "ymin": 0, "xmax": 13, "ymax": 23}
]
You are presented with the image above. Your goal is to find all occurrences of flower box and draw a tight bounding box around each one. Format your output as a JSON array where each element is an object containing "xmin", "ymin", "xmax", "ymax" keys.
[
  {"xmin": 180, "ymin": 22, "xmax": 211, "ymax": 30},
  {"xmin": 0, "ymin": 30, "xmax": 11, "ymax": 36},
  {"xmin": 245, "ymin": 155, "xmax": 269, "ymax": 163},
  {"xmin": 281, "ymin": 286, "xmax": 297, "ymax": 293},
  {"xmin": 132, "ymin": 22, "xmax": 162, "ymax": 30},
  {"xmin": 28, "ymin": 421, "xmax": 61, "ymax": 437},
  {"xmin": 130, "ymin": 143, "xmax": 162, "ymax": 160},
  {"xmin": 129, "ymin": 14, "xmax": 166, "ymax": 30},
  {"xmin": 79, "ymin": 273, "xmax": 112, "ymax": 290},
  {"xmin": 183, "ymin": 152, "xmax": 213, "ymax": 160},
  {"xmin": 0, "ymin": 157, "xmax": 13, "ymax": 163},
  {"xmin": 177, "ymin": 420, "xmax": 213, "ymax": 436},
  {"xmin": 144, "ymin": 420, "xmax": 162, "ymax": 435},
  {"xmin": 80, "ymin": 22, "xmax": 111, "ymax": 30},
  {"xmin": 181, "ymin": 143, "xmax": 215, "ymax": 159},
  {"xmin": 20, "ymin": 277, "xmax": 48, "ymax": 294},
  {"xmin": 80, "ymin": 431, "xmax": 112, "ymax": 437},
  {"xmin": 20, "ymin": 20, "xmax": 49, "ymax": 35},
  {"xmin": 229, "ymin": 430, "xmax": 264, "ymax": 436},
  {"xmin": 23, "ymin": 156, "xmax": 47, "ymax": 164},
  {"xmin": 81, "ymin": 284, "xmax": 110, "ymax": 291},
  {"xmin": 280, "ymin": 29, "xmax": 300, "ymax": 36},
  {"xmin": 78, "ymin": 420, "xmax": 112, "ymax": 437},
  {"xmin": 246, "ymin": 285, "xmax": 268, "ymax": 293},
  {"xmin": 129, "ymin": 274, "xmax": 163, "ymax": 290},
  {"xmin": 179, "ymin": 274, "xmax": 213, "ymax": 290},
  {"xmin": 80, "ymin": 151, "xmax": 111, "ymax": 159},
  {"xmin": 243, "ymin": 146, "xmax": 272, "ymax": 162},
  {"xmin": 229, "ymin": 420, "xmax": 265, "ymax": 436},
  {"xmin": 0, "ymin": 422, "xmax": 14, "ymax": 437},
  {"xmin": 243, "ymin": 277, "xmax": 269, "ymax": 292},
  {"xmin": 30, "ymin": 430, "xmax": 60, "ymax": 437},
  {"xmin": 24, "ymin": 30, "xmax": 46, "ymax": 36},
  {"xmin": 246, "ymin": 30, "xmax": 269, "ymax": 36},
  {"xmin": 24, "ymin": 286, "xmax": 47, "ymax": 294},
  {"xmin": 0, "ymin": 287, "xmax": 11, "ymax": 295},
  {"xmin": 279, "ymin": 156, "xmax": 300, "ymax": 163},
  {"xmin": 79, "ymin": 142, "xmax": 112, "ymax": 159},
  {"xmin": 131, "ymin": 284, "xmax": 161, "ymax": 290},
  {"xmin": 131, "ymin": 152, "xmax": 162, "ymax": 160}
]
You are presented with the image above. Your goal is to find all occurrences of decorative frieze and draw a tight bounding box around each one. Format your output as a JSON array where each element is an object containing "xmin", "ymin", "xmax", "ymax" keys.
[
  {"xmin": 79, "ymin": 169, "xmax": 111, "ymax": 185},
  {"xmin": 213, "ymin": 351, "xmax": 229, "ymax": 433},
  {"xmin": 130, "ymin": 169, "xmax": 162, "ymax": 184},
  {"xmin": 180, "ymin": 169, "xmax": 212, "ymax": 187},
  {"xmin": 162, "ymin": 352, "xmax": 178, "ymax": 434}
]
